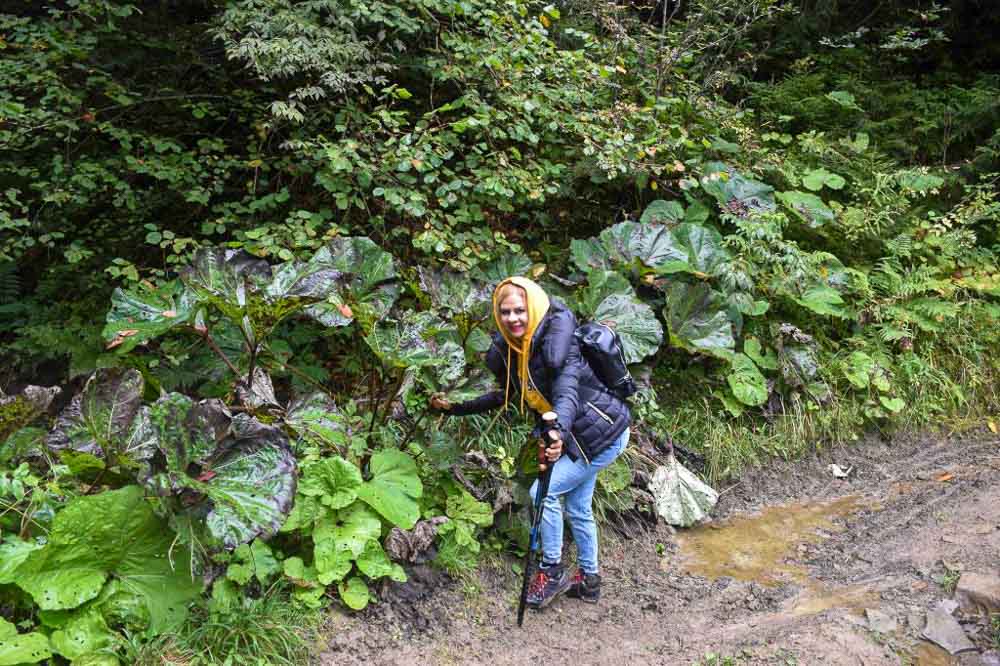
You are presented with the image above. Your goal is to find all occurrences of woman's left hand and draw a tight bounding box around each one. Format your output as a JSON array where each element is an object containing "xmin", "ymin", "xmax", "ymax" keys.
[{"xmin": 544, "ymin": 431, "xmax": 562, "ymax": 462}]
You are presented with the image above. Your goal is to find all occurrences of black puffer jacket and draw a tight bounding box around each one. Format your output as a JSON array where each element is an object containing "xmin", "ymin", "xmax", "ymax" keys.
[{"xmin": 449, "ymin": 299, "xmax": 630, "ymax": 464}]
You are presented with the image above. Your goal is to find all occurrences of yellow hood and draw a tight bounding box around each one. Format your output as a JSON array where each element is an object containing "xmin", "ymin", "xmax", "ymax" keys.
[{"xmin": 492, "ymin": 277, "xmax": 553, "ymax": 415}]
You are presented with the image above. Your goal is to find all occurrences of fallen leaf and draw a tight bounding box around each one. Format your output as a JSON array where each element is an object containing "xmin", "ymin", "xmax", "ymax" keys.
[
  {"xmin": 935, "ymin": 472, "xmax": 954, "ymax": 482},
  {"xmin": 338, "ymin": 304, "xmax": 353, "ymax": 319},
  {"xmin": 105, "ymin": 329, "xmax": 140, "ymax": 349},
  {"xmin": 162, "ymin": 310, "xmax": 177, "ymax": 318},
  {"xmin": 988, "ymin": 419, "xmax": 998, "ymax": 434}
]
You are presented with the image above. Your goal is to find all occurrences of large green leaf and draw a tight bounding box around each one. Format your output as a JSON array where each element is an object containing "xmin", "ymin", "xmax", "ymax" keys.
[
  {"xmin": 284, "ymin": 392, "xmax": 347, "ymax": 450},
  {"xmin": 0, "ymin": 538, "xmax": 41, "ymax": 585},
  {"xmin": 775, "ymin": 325, "xmax": 831, "ymax": 402},
  {"xmin": 417, "ymin": 266, "xmax": 492, "ymax": 315},
  {"xmin": 0, "ymin": 618, "xmax": 51, "ymax": 665},
  {"xmin": 12, "ymin": 486, "xmax": 200, "ymax": 633},
  {"xmin": 338, "ymin": 577, "xmax": 369, "ymax": 610},
  {"xmin": 640, "ymin": 199, "xmax": 685, "ymax": 224},
  {"xmin": 471, "ymin": 254, "xmax": 533, "ymax": 288},
  {"xmin": 149, "ymin": 396, "xmax": 296, "ymax": 549},
  {"xmin": 778, "ymin": 191, "xmax": 835, "ymax": 228},
  {"xmin": 664, "ymin": 282, "xmax": 735, "ymax": 358},
  {"xmin": 727, "ymin": 354, "xmax": 768, "ymax": 406},
  {"xmin": 578, "ymin": 270, "xmax": 634, "ymax": 319},
  {"xmin": 365, "ymin": 311, "xmax": 467, "ymax": 392},
  {"xmin": 592, "ymin": 294, "xmax": 664, "ymax": 363},
  {"xmin": 180, "ymin": 248, "xmax": 270, "ymax": 325},
  {"xmin": 445, "ymin": 489, "xmax": 493, "ymax": 527},
  {"xmin": 303, "ymin": 237, "xmax": 400, "ymax": 329},
  {"xmin": 701, "ymin": 162, "xmax": 775, "ymax": 215},
  {"xmin": 103, "ymin": 280, "xmax": 197, "ymax": 352},
  {"xmin": 571, "ymin": 221, "xmax": 729, "ymax": 278},
  {"xmin": 49, "ymin": 608, "xmax": 113, "ymax": 661},
  {"xmin": 313, "ymin": 502, "xmax": 382, "ymax": 584},
  {"xmin": 298, "ymin": 457, "xmax": 362, "ymax": 511},
  {"xmin": 198, "ymin": 414, "xmax": 297, "ymax": 549},
  {"xmin": 47, "ymin": 369, "xmax": 156, "ymax": 473},
  {"xmin": 355, "ymin": 540, "xmax": 406, "ymax": 582},
  {"xmin": 356, "ymin": 449, "xmax": 423, "ymax": 529},
  {"xmin": 655, "ymin": 223, "xmax": 730, "ymax": 277}
]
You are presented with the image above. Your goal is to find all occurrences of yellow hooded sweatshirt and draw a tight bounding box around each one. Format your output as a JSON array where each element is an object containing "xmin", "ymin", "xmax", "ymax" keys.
[{"xmin": 492, "ymin": 277, "xmax": 554, "ymax": 416}]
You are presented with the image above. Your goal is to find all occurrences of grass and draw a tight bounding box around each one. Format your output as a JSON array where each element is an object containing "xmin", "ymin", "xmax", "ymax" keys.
[{"xmin": 128, "ymin": 587, "xmax": 322, "ymax": 666}]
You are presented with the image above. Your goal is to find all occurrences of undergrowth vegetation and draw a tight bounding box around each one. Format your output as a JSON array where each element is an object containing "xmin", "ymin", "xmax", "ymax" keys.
[{"xmin": 1, "ymin": 0, "xmax": 998, "ymax": 662}]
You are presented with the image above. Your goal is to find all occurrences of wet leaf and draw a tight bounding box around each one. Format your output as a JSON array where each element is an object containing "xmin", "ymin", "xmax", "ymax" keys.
[
  {"xmin": 571, "ymin": 221, "xmax": 729, "ymax": 279},
  {"xmin": 355, "ymin": 540, "xmax": 407, "ymax": 582},
  {"xmin": 640, "ymin": 199, "xmax": 685, "ymax": 224},
  {"xmin": 356, "ymin": 449, "xmax": 423, "ymax": 529},
  {"xmin": 303, "ymin": 237, "xmax": 399, "ymax": 329},
  {"xmin": 338, "ymin": 577, "xmax": 369, "ymax": 610},
  {"xmin": 284, "ymin": 392, "xmax": 347, "ymax": 450},
  {"xmin": 778, "ymin": 191, "xmax": 835, "ymax": 228},
  {"xmin": 0, "ymin": 617, "xmax": 51, "ymax": 665},
  {"xmin": 12, "ymin": 486, "xmax": 200, "ymax": 633},
  {"xmin": 727, "ymin": 354, "xmax": 768, "ymax": 406},
  {"xmin": 365, "ymin": 311, "xmax": 466, "ymax": 392},
  {"xmin": 50, "ymin": 608, "xmax": 113, "ymax": 660},
  {"xmin": 180, "ymin": 248, "xmax": 270, "ymax": 324},
  {"xmin": 577, "ymin": 270, "xmax": 634, "ymax": 319},
  {"xmin": 103, "ymin": 280, "xmax": 196, "ymax": 352},
  {"xmin": 593, "ymin": 294, "xmax": 663, "ymax": 363},
  {"xmin": 701, "ymin": 162, "xmax": 776, "ymax": 215},
  {"xmin": 648, "ymin": 456, "xmax": 718, "ymax": 527},
  {"xmin": 664, "ymin": 282, "xmax": 735, "ymax": 359},
  {"xmin": 47, "ymin": 370, "xmax": 155, "ymax": 472},
  {"xmin": 417, "ymin": 266, "xmax": 492, "ymax": 315},
  {"xmin": 472, "ymin": 254, "xmax": 533, "ymax": 289}
]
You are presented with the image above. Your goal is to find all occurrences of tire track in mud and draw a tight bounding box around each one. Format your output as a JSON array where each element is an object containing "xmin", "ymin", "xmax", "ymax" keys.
[{"xmin": 317, "ymin": 432, "xmax": 1000, "ymax": 665}]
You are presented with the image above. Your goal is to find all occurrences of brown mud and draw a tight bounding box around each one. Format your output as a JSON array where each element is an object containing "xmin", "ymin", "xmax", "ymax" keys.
[{"xmin": 317, "ymin": 430, "xmax": 1000, "ymax": 665}]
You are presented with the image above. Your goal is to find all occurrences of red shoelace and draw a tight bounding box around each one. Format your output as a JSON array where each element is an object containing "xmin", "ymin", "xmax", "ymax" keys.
[{"xmin": 528, "ymin": 571, "xmax": 548, "ymax": 597}]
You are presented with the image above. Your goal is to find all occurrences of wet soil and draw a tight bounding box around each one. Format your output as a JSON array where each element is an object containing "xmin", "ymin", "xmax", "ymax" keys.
[{"xmin": 316, "ymin": 430, "xmax": 1000, "ymax": 665}]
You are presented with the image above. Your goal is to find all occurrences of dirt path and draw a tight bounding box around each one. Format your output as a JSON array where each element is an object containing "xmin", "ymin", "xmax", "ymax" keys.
[{"xmin": 317, "ymin": 431, "xmax": 1000, "ymax": 665}]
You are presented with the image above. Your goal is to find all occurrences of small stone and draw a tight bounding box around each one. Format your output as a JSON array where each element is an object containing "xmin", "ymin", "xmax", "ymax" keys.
[
  {"xmin": 866, "ymin": 609, "xmax": 898, "ymax": 634},
  {"xmin": 955, "ymin": 572, "xmax": 1000, "ymax": 615},
  {"xmin": 980, "ymin": 650, "xmax": 1000, "ymax": 666},
  {"xmin": 937, "ymin": 599, "xmax": 960, "ymax": 615},
  {"xmin": 922, "ymin": 607, "xmax": 977, "ymax": 654}
]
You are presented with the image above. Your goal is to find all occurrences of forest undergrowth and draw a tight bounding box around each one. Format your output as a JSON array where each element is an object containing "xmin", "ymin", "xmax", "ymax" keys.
[{"xmin": 0, "ymin": 0, "xmax": 998, "ymax": 663}]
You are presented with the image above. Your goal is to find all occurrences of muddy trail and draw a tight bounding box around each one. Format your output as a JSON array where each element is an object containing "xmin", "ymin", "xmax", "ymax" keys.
[{"xmin": 317, "ymin": 431, "xmax": 1000, "ymax": 665}]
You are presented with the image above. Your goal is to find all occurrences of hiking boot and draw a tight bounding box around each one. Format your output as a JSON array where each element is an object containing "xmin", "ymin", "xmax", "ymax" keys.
[
  {"xmin": 567, "ymin": 569, "xmax": 601, "ymax": 603},
  {"xmin": 525, "ymin": 562, "xmax": 572, "ymax": 609}
]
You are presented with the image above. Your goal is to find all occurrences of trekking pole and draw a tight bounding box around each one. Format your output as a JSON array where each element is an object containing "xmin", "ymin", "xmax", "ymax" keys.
[{"xmin": 517, "ymin": 411, "xmax": 559, "ymax": 627}]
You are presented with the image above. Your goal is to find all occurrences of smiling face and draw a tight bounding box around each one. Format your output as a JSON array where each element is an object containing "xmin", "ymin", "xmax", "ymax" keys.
[{"xmin": 497, "ymin": 287, "xmax": 528, "ymax": 339}]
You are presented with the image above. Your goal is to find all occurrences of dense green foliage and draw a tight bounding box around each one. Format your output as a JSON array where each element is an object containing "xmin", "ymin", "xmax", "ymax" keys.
[{"xmin": 1, "ymin": 0, "xmax": 999, "ymax": 661}]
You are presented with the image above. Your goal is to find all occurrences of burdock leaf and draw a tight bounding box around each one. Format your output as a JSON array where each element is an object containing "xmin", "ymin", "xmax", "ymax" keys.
[
  {"xmin": 593, "ymin": 294, "xmax": 663, "ymax": 363},
  {"xmin": 303, "ymin": 237, "xmax": 399, "ymax": 328},
  {"xmin": 664, "ymin": 282, "xmax": 735, "ymax": 358},
  {"xmin": 356, "ymin": 449, "xmax": 423, "ymax": 529},
  {"xmin": 103, "ymin": 280, "xmax": 196, "ymax": 352}
]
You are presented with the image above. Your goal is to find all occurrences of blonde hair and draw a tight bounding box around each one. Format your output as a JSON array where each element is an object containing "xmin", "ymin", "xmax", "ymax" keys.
[{"xmin": 495, "ymin": 282, "xmax": 527, "ymax": 306}]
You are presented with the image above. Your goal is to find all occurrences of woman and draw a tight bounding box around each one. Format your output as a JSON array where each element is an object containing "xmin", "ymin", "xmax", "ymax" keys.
[{"xmin": 431, "ymin": 276, "xmax": 630, "ymax": 608}]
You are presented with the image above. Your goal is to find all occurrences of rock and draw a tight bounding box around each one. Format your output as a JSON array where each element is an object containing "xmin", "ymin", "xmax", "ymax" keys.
[
  {"xmin": 937, "ymin": 599, "xmax": 960, "ymax": 615},
  {"xmin": 908, "ymin": 612, "xmax": 925, "ymax": 630},
  {"xmin": 866, "ymin": 609, "xmax": 898, "ymax": 633},
  {"xmin": 922, "ymin": 607, "xmax": 977, "ymax": 654},
  {"xmin": 980, "ymin": 651, "xmax": 1000, "ymax": 666},
  {"xmin": 955, "ymin": 572, "xmax": 1000, "ymax": 615}
]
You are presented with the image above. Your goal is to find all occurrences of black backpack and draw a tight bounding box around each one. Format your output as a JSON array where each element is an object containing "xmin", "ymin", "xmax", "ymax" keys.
[{"xmin": 574, "ymin": 322, "xmax": 637, "ymax": 401}]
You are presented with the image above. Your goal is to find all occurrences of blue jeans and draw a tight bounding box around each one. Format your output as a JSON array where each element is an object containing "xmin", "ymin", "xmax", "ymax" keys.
[{"xmin": 529, "ymin": 428, "xmax": 629, "ymax": 575}]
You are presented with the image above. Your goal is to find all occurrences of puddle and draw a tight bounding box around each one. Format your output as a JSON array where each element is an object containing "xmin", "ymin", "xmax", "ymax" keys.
[
  {"xmin": 787, "ymin": 583, "xmax": 877, "ymax": 617},
  {"xmin": 676, "ymin": 496, "xmax": 863, "ymax": 586},
  {"xmin": 912, "ymin": 642, "xmax": 958, "ymax": 665}
]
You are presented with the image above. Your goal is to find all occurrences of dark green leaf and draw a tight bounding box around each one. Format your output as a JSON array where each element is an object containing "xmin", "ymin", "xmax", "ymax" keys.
[
  {"xmin": 640, "ymin": 200, "xmax": 685, "ymax": 224},
  {"xmin": 664, "ymin": 283, "xmax": 735, "ymax": 358},
  {"xmin": 593, "ymin": 294, "xmax": 663, "ymax": 363},
  {"xmin": 356, "ymin": 449, "xmax": 423, "ymax": 529},
  {"xmin": 103, "ymin": 280, "xmax": 196, "ymax": 352}
]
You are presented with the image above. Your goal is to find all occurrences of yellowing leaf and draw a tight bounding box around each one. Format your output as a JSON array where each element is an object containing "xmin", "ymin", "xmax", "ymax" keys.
[
  {"xmin": 988, "ymin": 419, "xmax": 998, "ymax": 434},
  {"xmin": 539, "ymin": 14, "xmax": 551, "ymax": 27},
  {"xmin": 161, "ymin": 310, "xmax": 177, "ymax": 318},
  {"xmin": 650, "ymin": 181, "xmax": 658, "ymax": 190},
  {"xmin": 410, "ymin": 159, "xmax": 423, "ymax": 170}
]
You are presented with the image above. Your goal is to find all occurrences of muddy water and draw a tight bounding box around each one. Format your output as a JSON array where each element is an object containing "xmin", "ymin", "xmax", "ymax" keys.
[{"xmin": 676, "ymin": 496, "xmax": 863, "ymax": 586}]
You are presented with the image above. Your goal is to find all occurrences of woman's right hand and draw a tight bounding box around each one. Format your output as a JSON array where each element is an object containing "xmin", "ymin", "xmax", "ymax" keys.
[{"xmin": 429, "ymin": 393, "xmax": 452, "ymax": 412}]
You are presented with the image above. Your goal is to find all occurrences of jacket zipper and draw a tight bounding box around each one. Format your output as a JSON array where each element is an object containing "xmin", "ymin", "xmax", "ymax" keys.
[
  {"xmin": 570, "ymin": 432, "xmax": 590, "ymax": 465},
  {"xmin": 587, "ymin": 401, "xmax": 614, "ymax": 425}
]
